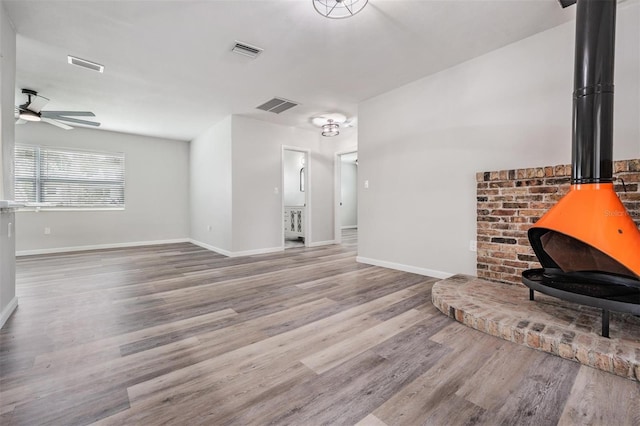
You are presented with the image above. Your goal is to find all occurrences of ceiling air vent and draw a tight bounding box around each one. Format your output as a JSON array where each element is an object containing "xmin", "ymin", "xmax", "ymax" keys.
[
  {"xmin": 231, "ymin": 41, "xmax": 263, "ymax": 59},
  {"xmin": 67, "ymin": 55, "xmax": 104, "ymax": 73},
  {"xmin": 256, "ymin": 97, "xmax": 299, "ymax": 114}
]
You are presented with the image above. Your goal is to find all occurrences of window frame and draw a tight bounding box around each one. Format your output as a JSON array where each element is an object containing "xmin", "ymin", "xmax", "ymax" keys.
[{"xmin": 14, "ymin": 144, "xmax": 126, "ymax": 211}]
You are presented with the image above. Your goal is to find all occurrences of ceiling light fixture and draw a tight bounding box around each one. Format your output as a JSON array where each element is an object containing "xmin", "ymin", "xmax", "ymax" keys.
[
  {"xmin": 313, "ymin": 0, "xmax": 368, "ymax": 19},
  {"xmin": 19, "ymin": 109, "xmax": 41, "ymax": 122},
  {"xmin": 322, "ymin": 119, "xmax": 340, "ymax": 137}
]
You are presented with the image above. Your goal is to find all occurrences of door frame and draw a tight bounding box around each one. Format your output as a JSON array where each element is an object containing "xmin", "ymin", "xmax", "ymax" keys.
[
  {"xmin": 334, "ymin": 149, "xmax": 357, "ymax": 244},
  {"xmin": 282, "ymin": 146, "xmax": 311, "ymax": 248}
]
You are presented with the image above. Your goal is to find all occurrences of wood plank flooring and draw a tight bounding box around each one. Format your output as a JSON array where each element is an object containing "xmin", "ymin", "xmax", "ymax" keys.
[{"xmin": 1, "ymin": 229, "xmax": 639, "ymax": 425}]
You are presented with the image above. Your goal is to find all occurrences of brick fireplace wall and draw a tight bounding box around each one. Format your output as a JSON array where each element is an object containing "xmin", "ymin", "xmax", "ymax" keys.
[{"xmin": 476, "ymin": 159, "xmax": 640, "ymax": 285}]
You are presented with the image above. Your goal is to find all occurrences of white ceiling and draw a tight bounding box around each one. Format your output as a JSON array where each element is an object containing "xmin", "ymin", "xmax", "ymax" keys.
[{"xmin": 5, "ymin": 0, "xmax": 575, "ymax": 142}]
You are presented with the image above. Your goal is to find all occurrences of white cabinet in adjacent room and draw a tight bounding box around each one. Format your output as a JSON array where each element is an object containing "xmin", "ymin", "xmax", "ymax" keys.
[{"xmin": 284, "ymin": 206, "xmax": 304, "ymax": 240}]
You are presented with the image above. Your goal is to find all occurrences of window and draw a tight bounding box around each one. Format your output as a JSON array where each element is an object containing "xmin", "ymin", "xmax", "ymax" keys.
[{"xmin": 14, "ymin": 145, "xmax": 125, "ymax": 209}]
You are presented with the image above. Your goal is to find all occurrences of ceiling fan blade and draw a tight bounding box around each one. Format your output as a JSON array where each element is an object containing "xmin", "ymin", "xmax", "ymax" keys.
[
  {"xmin": 27, "ymin": 95, "xmax": 49, "ymax": 113},
  {"xmin": 53, "ymin": 116, "xmax": 100, "ymax": 127},
  {"xmin": 15, "ymin": 118, "xmax": 27, "ymax": 125},
  {"xmin": 41, "ymin": 111, "xmax": 96, "ymax": 117},
  {"xmin": 42, "ymin": 117, "xmax": 73, "ymax": 130}
]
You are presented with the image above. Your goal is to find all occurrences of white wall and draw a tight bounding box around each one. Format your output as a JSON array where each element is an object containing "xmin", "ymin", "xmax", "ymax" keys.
[
  {"xmin": 357, "ymin": 1, "xmax": 640, "ymax": 278},
  {"xmin": 190, "ymin": 116, "xmax": 232, "ymax": 253},
  {"xmin": 232, "ymin": 115, "xmax": 338, "ymax": 251},
  {"xmin": 189, "ymin": 115, "xmax": 345, "ymax": 255},
  {"xmin": 324, "ymin": 127, "xmax": 358, "ymax": 242},
  {"xmin": 340, "ymin": 161, "xmax": 357, "ymax": 228},
  {"xmin": 283, "ymin": 149, "xmax": 305, "ymax": 206},
  {"xmin": 0, "ymin": 0, "xmax": 16, "ymax": 328},
  {"xmin": 0, "ymin": 0, "xmax": 14, "ymax": 201},
  {"xmin": 15, "ymin": 123, "xmax": 190, "ymax": 253}
]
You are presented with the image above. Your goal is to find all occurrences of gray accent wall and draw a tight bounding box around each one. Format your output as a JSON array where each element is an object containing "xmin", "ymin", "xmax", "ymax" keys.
[
  {"xmin": 15, "ymin": 123, "xmax": 190, "ymax": 253},
  {"xmin": 357, "ymin": 2, "xmax": 640, "ymax": 277}
]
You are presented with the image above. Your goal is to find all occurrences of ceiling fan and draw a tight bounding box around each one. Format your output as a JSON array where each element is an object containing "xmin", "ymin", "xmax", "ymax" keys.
[
  {"xmin": 15, "ymin": 88, "xmax": 100, "ymax": 130},
  {"xmin": 311, "ymin": 112, "xmax": 357, "ymax": 137}
]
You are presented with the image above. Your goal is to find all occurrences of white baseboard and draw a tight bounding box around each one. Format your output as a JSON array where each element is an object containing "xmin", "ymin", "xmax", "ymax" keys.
[
  {"xmin": 356, "ymin": 256, "xmax": 454, "ymax": 280},
  {"xmin": 231, "ymin": 246, "xmax": 284, "ymax": 257},
  {"xmin": 0, "ymin": 297, "xmax": 18, "ymax": 329},
  {"xmin": 189, "ymin": 239, "xmax": 283, "ymax": 257},
  {"xmin": 189, "ymin": 239, "xmax": 233, "ymax": 257},
  {"xmin": 307, "ymin": 240, "xmax": 336, "ymax": 248},
  {"xmin": 341, "ymin": 225, "xmax": 358, "ymax": 230},
  {"xmin": 16, "ymin": 238, "xmax": 190, "ymax": 256}
]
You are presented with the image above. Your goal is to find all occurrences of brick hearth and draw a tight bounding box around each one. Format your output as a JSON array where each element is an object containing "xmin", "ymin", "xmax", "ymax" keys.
[
  {"xmin": 432, "ymin": 275, "xmax": 640, "ymax": 381},
  {"xmin": 430, "ymin": 158, "xmax": 640, "ymax": 380}
]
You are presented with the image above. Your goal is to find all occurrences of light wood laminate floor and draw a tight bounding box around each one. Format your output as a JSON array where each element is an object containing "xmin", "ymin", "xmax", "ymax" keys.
[{"xmin": 1, "ymin": 230, "xmax": 639, "ymax": 425}]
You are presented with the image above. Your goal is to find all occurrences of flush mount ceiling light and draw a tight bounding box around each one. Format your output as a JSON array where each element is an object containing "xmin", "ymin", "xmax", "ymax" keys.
[
  {"xmin": 313, "ymin": 0, "xmax": 368, "ymax": 19},
  {"xmin": 322, "ymin": 119, "xmax": 340, "ymax": 137},
  {"xmin": 311, "ymin": 112, "xmax": 356, "ymax": 137}
]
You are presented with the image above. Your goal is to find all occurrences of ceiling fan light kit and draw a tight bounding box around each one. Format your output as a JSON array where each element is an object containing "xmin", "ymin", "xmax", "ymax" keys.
[
  {"xmin": 16, "ymin": 88, "xmax": 100, "ymax": 130},
  {"xmin": 18, "ymin": 109, "xmax": 41, "ymax": 122},
  {"xmin": 313, "ymin": 0, "xmax": 368, "ymax": 19}
]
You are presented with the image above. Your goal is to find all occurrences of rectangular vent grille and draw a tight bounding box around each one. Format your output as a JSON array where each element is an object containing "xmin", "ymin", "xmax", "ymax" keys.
[
  {"xmin": 232, "ymin": 41, "xmax": 263, "ymax": 59},
  {"xmin": 67, "ymin": 55, "xmax": 104, "ymax": 73},
  {"xmin": 256, "ymin": 97, "xmax": 298, "ymax": 114}
]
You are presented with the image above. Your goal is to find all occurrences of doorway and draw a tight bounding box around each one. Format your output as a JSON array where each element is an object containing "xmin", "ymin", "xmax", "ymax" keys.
[
  {"xmin": 282, "ymin": 147, "xmax": 310, "ymax": 249},
  {"xmin": 334, "ymin": 151, "xmax": 358, "ymax": 244}
]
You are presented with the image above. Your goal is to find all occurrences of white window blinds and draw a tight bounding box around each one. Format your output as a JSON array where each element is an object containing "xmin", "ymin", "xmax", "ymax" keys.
[{"xmin": 14, "ymin": 145, "xmax": 125, "ymax": 208}]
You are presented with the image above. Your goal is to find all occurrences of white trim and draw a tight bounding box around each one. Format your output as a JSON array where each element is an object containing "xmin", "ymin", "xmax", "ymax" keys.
[
  {"xmin": 0, "ymin": 297, "xmax": 18, "ymax": 329},
  {"xmin": 341, "ymin": 225, "xmax": 357, "ymax": 230},
  {"xmin": 189, "ymin": 239, "xmax": 233, "ymax": 257},
  {"xmin": 231, "ymin": 246, "xmax": 284, "ymax": 257},
  {"xmin": 356, "ymin": 256, "xmax": 454, "ymax": 280},
  {"xmin": 190, "ymin": 239, "xmax": 284, "ymax": 257},
  {"xmin": 16, "ymin": 238, "xmax": 190, "ymax": 256},
  {"xmin": 307, "ymin": 240, "xmax": 336, "ymax": 248}
]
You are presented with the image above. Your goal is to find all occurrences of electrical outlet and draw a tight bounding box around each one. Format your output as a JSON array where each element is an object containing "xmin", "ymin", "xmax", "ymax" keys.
[
  {"xmin": 44, "ymin": 227, "xmax": 51, "ymax": 235},
  {"xmin": 274, "ymin": 187, "xmax": 279, "ymax": 195},
  {"xmin": 364, "ymin": 180, "xmax": 369, "ymax": 189},
  {"xmin": 207, "ymin": 225, "xmax": 212, "ymax": 232},
  {"xmin": 469, "ymin": 240, "xmax": 477, "ymax": 252}
]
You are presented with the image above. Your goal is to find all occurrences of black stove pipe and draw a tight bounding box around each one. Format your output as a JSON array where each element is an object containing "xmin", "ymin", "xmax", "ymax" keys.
[{"xmin": 569, "ymin": 0, "xmax": 616, "ymax": 184}]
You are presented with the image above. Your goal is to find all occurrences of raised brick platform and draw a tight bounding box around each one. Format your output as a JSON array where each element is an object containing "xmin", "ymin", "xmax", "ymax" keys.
[{"xmin": 432, "ymin": 275, "xmax": 640, "ymax": 381}]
